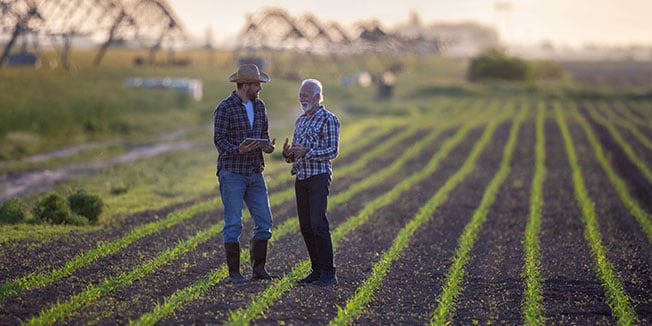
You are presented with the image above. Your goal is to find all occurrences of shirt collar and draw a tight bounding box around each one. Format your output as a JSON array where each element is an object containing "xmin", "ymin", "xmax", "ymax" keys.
[
  {"xmin": 302, "ymin": 105, "xmax": 323, "ymax": 117},
  {"xmin": 230, "ymin": 91, "xmax": 243, "ymax": 105}
]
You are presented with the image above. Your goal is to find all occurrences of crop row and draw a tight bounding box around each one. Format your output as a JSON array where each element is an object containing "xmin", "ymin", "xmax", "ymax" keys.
[
  {"xmin": 1, "ymin": 98, "xmax": 650, "ymax": 324},
  {"xmin": 1, "ymin": 98, "xmax": 482, "ymax": 323}
]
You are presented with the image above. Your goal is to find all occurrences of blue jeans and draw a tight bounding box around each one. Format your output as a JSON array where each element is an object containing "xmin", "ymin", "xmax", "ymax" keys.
[{"xmin": 218, "ymin": 170, "xmax": 273, "ymax": 243}]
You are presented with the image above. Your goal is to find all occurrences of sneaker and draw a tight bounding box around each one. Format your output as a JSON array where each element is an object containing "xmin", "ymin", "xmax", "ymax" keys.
[
  {"xmin": 298, "ymin": 271, "xmax": 320, "ymax": 285},
  {"xmin": 227, "ymin": 273, "xmax": 248, "ymax": 283},
  {"xmin": 312, "ymin": 275, "xmax": 337, "ymax": 287}
]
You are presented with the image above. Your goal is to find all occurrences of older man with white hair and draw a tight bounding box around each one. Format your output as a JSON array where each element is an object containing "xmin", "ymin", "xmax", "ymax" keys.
[{"xmin": 283, "ymin": 78, "xmax": 340, "ymax": 287}]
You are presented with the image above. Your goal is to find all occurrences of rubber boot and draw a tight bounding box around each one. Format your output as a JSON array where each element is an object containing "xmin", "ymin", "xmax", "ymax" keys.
[
  {"xmin": 250, "ymin": 239, "xmax": 277, "ymax": 280},
  {"xmin": 224, "ymin": 242, "xmax": 247, "ymax": 283}
]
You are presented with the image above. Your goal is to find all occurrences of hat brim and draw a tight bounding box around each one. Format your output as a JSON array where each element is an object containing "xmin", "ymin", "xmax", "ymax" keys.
[{"xmin": 228, "ymin": 71, "xmax": 270, "ymax": 83}]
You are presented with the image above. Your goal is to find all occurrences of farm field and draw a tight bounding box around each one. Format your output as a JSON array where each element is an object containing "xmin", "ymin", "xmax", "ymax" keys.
[{"xmin": 0, "ymin": 51, "xmax": 651, "ymax": 324}]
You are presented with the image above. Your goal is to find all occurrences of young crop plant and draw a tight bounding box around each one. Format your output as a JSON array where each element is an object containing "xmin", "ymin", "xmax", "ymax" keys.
[
  {"xmin": 229, "ymin": 102, "xmax": 513, "ymax": 325},
  {"xmin": 135, "ymin": 101, "xmax": 505, "ymax": 325},
  {"xmin": 430, "ymin": 101, "xmax": 525, "ymax": 325},
  {"xmin": 0, "ymin": 198, "xmax": 219, "ymax": 300},
  {"xmin": 521, "ymin": 101, "xmax": 546, "ymax": 325},
  {"xmin": 555, "ymin": 102, "xmax": 637, "ymax": 325},
  {"xmin": 27, "ymin": 222, "xmax": 225, "ymax": 325},
  {"xmin": 333, "ymin": 101, "xmax": 520, "ymax": 326},
  {"xmin": 585, "ymin": 101, "xmax": 652, "ymax": 184},
  {"xmin": 569, "ymin": 103, "xmax": 652, "ymax": 242},
  {"xmin": 599, "ymin": 101, "xmax": 652, "ymax": 151}
]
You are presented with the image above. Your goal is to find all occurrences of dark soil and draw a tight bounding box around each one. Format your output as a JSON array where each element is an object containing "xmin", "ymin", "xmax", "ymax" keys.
[
  {"xmin": 453, "ymin": 116, "xmax": 535, "ymax": 324},
  {"xmin": 538, "ymin": 110, "xmax": 615, "ymax": 324},
  {"xmin": 569, "ymin": 103, "xmax": 652, "ymax": 323},
  {"xmin": 1, "ymin": 100, "xmax": 651, "ymax": 324}
]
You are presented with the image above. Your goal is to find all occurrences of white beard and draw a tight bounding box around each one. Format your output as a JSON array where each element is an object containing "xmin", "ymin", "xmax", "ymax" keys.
[{"xmin": 301, "ymin": 101, "xmax": 313, "ymax": 112}]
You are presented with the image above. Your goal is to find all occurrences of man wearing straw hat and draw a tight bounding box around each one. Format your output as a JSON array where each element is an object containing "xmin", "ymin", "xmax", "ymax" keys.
[{"xmin": 213, "ymin": 63, "xmax": 277, "ymax": 283}]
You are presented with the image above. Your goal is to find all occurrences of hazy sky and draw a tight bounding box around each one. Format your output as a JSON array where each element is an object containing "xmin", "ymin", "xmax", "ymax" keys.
[{"xmin": 167, "ymin": 0, "xmax": 652, "ymax": 47}]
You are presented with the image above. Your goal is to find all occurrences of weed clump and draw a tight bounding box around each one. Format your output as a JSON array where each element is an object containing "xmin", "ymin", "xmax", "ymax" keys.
[
  {"xmin": 468, "ymin": 48, "xmax": 532, "ymax": 82},
  {"xmin": 0, "ymin": 198, "xmax": 29, "ymax": 224},
  {"xmin": 68, "ymin": 190, "xmax": 103, "ymax": 224},
  {"xmin": 32, "ymin": 193, "xmax": 88, "ymax": 226},
  {"xmin": 3, "ymin": 190, "xmax": 104, "ymax": 226}
]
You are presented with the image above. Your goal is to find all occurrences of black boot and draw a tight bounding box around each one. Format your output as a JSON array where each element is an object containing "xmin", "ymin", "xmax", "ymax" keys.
[
  {"xmin": 224, "ymin": 242, "xmax": 247, "ymax": 283},
  {"xmin": 250, "ymin": 239, "xmax": 277, "ymax": 280}
]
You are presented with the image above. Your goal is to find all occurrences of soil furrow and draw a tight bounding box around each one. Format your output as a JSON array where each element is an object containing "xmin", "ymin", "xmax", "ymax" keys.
[
  {"xmin": 0, "ymin": 207, "xmax": 218, "ymax": 322},
  {"xmin": 253, "ymin": 124, "xmax": 490, "ymax": 325},
  {"xmin": 155, "ymin": 124, "xmax": 471, "ymax": 324},
  {"xmin": 538, "ymin": 107, "xmax": 615, "ymax": 324},
  {"xmin": 571, "ymin": 105, "xmax": 652, "ymax": 323},
  {"xmin": 350, "ymin": 122, "xmax": 499, "ymax": 325},
  {"xmin": 0, "ymin": 123, "xmax": 413, "ymax": 300},
  {"xmin": 453, "ymin": 114, "xmax": 535, "ymax": 324},
  {"xmin": 44, "ymin": 126, "xmax": 441, "ymax": 324},
  {"xmin": 604, "ymin": 102, "xmax": 652, "ymax": 151},
  {"xmin": 0, "ymin": 197, "xmax": 209, "ymax": 283},
  {"xmin": 623, "ymin": 101, "xmax": 652, "ymax": 129},
  {"xmin": 577, "ymin": 103, "xmax": 652, "ymax": 211}
]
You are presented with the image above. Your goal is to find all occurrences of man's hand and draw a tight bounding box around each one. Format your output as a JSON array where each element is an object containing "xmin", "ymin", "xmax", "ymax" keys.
[
  {"xmin": 283, "ymin": 138, "xmax": 292, "ymax": 157},
  {"xmin": 292, "ymin": 143, "xmax": 307, "ymax": 158},
  {"xmin": 262, "ymin": 138, "xmax": 276, "ymax": 153},
  {"xmin": 239, "ymin": 139, "xmax": 259, "ymax": 154}
]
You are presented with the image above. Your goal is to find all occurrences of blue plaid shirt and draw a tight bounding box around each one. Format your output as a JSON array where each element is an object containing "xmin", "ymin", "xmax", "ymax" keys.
[
  {"xmin": 285, "ymin": 106, "xmax": 340, "ymax": 180},
  {"xmin": 213, "ymin": 91, "xmax": 270, "ymax": 175}
]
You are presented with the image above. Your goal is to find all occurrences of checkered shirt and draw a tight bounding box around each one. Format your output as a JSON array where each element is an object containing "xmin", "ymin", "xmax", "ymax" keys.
[
  {"xmin": 285, "ymin": 106, "xmax": 340, "ymax": 180},
  {"xmin": 213, "ymin": 91, "xmax": 270, "ymax": 175}
]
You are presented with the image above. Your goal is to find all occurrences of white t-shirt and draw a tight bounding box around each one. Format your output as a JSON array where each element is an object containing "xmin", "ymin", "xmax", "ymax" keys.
[{"xmin": 244, "ymin": 101, "xmax": 254, "ymax": 128}]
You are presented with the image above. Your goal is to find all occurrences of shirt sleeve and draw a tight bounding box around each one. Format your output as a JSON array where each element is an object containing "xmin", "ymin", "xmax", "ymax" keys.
[{"xmin": 213, "ymin": 105, "xmax": 239, "ymax": 154}]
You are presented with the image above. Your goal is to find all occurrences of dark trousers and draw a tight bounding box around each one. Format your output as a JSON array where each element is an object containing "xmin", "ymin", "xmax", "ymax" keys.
[{"xmin": 295, "ymin": 173, "xmax": 335, "ymax": 274}]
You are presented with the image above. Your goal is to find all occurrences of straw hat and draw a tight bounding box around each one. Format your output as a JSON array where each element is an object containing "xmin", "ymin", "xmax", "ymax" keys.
[{"xmin": 228, "ymin": 64, "xmax": 270, "ymax": 83}]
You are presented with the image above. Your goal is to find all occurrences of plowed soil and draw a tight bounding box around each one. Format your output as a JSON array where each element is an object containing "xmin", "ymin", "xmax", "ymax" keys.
[{"xmin": 1, "ymin": 100, "xmax": 651, "ymax": 325}]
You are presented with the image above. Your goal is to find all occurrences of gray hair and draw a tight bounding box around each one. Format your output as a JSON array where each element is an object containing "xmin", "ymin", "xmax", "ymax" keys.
[{"xmin": 301, "ymin": 79, "xmax": 324, "ymax": 103}]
